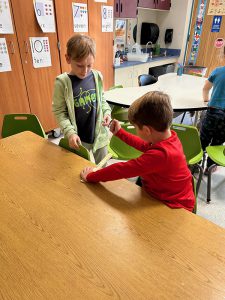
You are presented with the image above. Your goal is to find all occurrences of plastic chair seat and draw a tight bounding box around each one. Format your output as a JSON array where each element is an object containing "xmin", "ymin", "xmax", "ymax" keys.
[
  {"xmin": 206, "ymin": 146, "xmax": 225, "ymax": 167},
  {"xmin": 109, "ymin": 84, "xmax": 128, "ymax": 122},
  {"xmin": 188, "ymin": 150, "xmax": 204, "ymax": 165},
  {"xmin": 205, "ymin": 145, "xmax": 225, "ymax": 203}
]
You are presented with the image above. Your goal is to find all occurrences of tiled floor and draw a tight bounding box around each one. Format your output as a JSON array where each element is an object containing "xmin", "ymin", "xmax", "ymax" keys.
[{"xmin": 49, "ymin": 117, "xmax": 225, "ymax": 229}]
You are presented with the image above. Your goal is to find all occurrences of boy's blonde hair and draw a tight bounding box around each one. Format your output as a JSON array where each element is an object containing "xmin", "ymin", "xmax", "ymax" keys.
[
  {"xmin": 128, "ymin": 91, "xmax": 173, "ymax": 132},
  {"xmin": 66, "ymin": 34, "xmax": 96, "ymax": 60}
]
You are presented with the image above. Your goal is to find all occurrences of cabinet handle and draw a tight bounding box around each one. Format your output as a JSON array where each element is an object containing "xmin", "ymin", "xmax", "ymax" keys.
[
  {"xmin": 120, "ymin": 3, "xmax": 122, "ymax": 13},
  {"xmin": 24, "ymin": 41, "xmax": 29, "ymax": 53},
  {"xmin": 116, "ymin": 2, "xmax": 118, "ymax": 12},
  {"xmin": 9, "ymin": 41, "xmax": 15, "ymax": 54}
]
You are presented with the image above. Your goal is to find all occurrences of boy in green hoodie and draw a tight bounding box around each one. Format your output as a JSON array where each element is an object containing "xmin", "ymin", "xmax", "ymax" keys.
[{"xmin": 52, "ymin": 34, "xmax": 111, "ymax": 163}]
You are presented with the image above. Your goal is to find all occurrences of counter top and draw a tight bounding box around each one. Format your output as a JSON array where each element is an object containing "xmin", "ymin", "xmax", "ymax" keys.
[{"xmin": 114, "ymin": 54, "xmax": 179, "ymax": 69}]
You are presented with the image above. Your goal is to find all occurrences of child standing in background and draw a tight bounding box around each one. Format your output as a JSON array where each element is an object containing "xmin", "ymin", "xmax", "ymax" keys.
[
  {"xmin": 52, "ymin": 34, "xmax": 111, "ymax": 164},
  {"xmin": 81, "ymin": 91, "xmax": 195, "ymax": 212},
  {"xmin": 200, "ymin": 61, "xmax": 225, "ymax": 174}
]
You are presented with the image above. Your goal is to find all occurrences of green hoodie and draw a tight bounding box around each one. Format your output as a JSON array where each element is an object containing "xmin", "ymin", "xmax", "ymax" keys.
[{"xmin": 52, "ymin": 70, "xmax": 111, "ymax": 152}]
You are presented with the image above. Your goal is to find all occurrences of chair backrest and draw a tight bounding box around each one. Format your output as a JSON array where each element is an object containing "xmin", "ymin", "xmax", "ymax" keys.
[
  {"xmin": 59, "ymin": 138, "xmax": 91, "ymax": 161},
  {"xmin": 138, "ymin": 74, "xmax": 158, "ymax": 86},
  {"xmin": 183, "ymin": 66, "xmax": 207, "ymax": 77},
  {"xmin": 109, "ymin": 123, "xmax": 142, "ymax": 160},
  {"xmin": 109, "ymin": 84, "xmax": 129, "ymax": 122},
  {"xmin": 171, "ymin": 123, "xmax": 203, "ymax": 165},
  {"xmin": 2, "ymin": 114, "xmax": 47, "ymax": 138},
  {"xmin": 109, "ymin": 84, "xmax": 123, "ymax": 90}
]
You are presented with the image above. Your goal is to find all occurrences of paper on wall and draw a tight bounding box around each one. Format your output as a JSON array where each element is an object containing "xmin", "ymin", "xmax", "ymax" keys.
[
  {"xmin": 30, "ymin": 37, "xmax": 52, "ymax": 68},
  {"xmin": 34, "ymin": 0, "xmax": 56, "ymax": 33},
  {"xmin": 72, "ymin": 2, "xmax": 88, "ymax": 32},
  {"xmin": 101, "ymin": 5, "xmax": 113, "ymax": 32},
  {"xmin": 0, "ymin": 38, "xmax": 11, "ymax": 72},
  {"xmin": 208, "ymin": 0, "xmax": 225, "ymax": 15},
  {"xmin": 0, "ymin": 0, "xmax": 14, "ymax": 34}
]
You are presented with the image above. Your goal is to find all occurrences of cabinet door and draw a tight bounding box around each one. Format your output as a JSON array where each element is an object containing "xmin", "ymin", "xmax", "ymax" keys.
[
  {"xmin": 156, "ymin": 0, "xmax": 170, "ymax": 10},
  {"xmin": 138, "ymin": 0, "xmax": 155, "ymax": 9},
  {"xmin": 11, "ymin": 0, "xmax": 61, "ymax": 132},
  {"xmin": 0, "ymin": 1, "xmax": 30, "ymax": 136},
  {"xmin": 114, "ymin": 0, "xmax": 120, "ymax": 18},
  {"xmin": 54, "ymin": 0, "xmax": 88, "ymax": 73},
  {"xmin": 88, "ymin": 0, "xmax": 114, "ymax": 90},
  {"xmin": 120, "ymin": 0, "xmax": 137, "ymax": 18},
  {"xmin": 115, "ymin": 67, "xmax": 133, "ymax": 87}
]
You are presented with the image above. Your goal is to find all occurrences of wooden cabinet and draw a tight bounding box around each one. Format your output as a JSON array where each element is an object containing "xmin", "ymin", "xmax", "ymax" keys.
[
  {"xmin": 0, "ymin": 0, "xmax": 60, "ymax": 133},
  {"xmin": 114, "ymin": 0, "xmax": 137, "ymax": 18},
  {"xmin": 1, "ymin": 0, "xmax": 114, "ymax": 135},
  {"xmin": 54, "ymin": 0, "xmax": 87, "ymax": 73},
  {"xmin": 115, "ymin": 64, "xmax": 150, "ymax": 87},
  {"xmin": 10, "ymin": 0, "xmax": 60, "ymax": 132},
  {"xmin": 185, "ymin": 0, "xmax": 225, "ymax": 76},
  {"xmin": 0, "ymin": 1, "xmax": 31, "ymax": 133},
  {"xmin": 138, "ymin": 0, "xmax": 171, "ymax": 10},
  {"xmin": 55, "ymin": 0, "xmax": 114, "ymax": 90},
  {"xmin": 88, "ymin": 0, "xmax": 114, "ymax": 90},
  {"xmin": 115, "ymin": 57, "xmax": 177, "ymax": 87},
  {"xmin": 115, "ymin": 66, "xmax": 134, "ymax": 87}
]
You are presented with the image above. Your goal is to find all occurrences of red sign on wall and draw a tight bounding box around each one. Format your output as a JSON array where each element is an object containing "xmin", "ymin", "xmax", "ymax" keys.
[{"xmin": 214, "ymin": 38, "xmax": 225, "ymax": 48}]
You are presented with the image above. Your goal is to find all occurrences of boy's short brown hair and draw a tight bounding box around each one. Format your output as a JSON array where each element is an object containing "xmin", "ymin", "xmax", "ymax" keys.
[
  {"xmin": 128, "ymin": 91, "xmax": 173, "ymax": 132},
  {"xmin": 66, "ymin": 34, "xmax": 96, "ymax": 60}
]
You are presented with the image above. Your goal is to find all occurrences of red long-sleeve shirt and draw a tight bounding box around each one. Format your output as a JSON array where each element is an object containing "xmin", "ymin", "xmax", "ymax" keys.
[{"xmin": 87, "ymin": 129, "xmax": 195, "ymax": 211}]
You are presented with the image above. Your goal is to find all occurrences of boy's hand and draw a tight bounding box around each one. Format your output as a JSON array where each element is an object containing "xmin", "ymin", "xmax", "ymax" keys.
[
  {"xmin": 102, "ymin": 114, "xmax": 111, "ymax": 126},
  {"xmin": 80, "ymin": 167, "xmax": 94, "ymax": 182},
  {"xmin": 69, "ymin": 134, "xmax": 81, "ymax": 149},
  {"xmin": 110, "ymin": 119, "xmax": 121, "ymax": 135}
]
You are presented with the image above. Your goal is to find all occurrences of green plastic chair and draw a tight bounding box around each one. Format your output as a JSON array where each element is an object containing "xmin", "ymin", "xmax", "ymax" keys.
[
  {"xmin": 59, "ymin": 138, "xmax": 91, "ymax": 161},
  {"xmin": 171, "ymin": 123, "xmax": 204, "ymax": 195},
  {"xmin": 205, "ymin": 145, "xmax": 225, "ymax": 203},
  {"xmin": 109, "ymin": 85, "xmax": 129, "ymax": 122},
  {"xmin": 108, "ymin": 123, "xmax": 142, "ymax": 160},
  {"xmin": 1, "ymin": 114, "xmax": 47, "ymax": 138}
]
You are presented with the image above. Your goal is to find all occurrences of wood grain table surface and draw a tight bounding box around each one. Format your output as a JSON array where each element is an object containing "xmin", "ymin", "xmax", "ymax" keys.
[{"xmin": 0, "ymin": 132, "xmax": 225, "ymax": 299}]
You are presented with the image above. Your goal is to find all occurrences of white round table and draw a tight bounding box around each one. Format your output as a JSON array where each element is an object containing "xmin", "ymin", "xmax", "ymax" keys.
[{"xmin": 105, "ymin": 73, "xmax": 208, "ymax": 112}]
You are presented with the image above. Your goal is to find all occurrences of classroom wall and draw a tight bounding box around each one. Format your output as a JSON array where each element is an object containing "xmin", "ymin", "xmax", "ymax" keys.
[{"xmin": 136, "ymin": 0, "xmax": 194, "ymax": 63}]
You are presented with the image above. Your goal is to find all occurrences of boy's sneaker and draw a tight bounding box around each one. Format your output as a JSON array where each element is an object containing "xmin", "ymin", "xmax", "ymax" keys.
[{"xmin": 204, "ymin": 165, "xmax": 217, "ymax": 176}]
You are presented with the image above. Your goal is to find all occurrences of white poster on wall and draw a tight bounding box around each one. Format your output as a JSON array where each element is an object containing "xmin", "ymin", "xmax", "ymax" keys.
[
  {"xmin": 0, "ymin": 38, "xmax": 11, "ymax": 72},
  {"xmin": 30, "ymin": 37, "xmax": 52, "ymax": 68},
  {"xmin": 0, "ymin": 0, "xmax": 14, "ymax": 34},
  {"xmin": 72, "ymin": 2, "xmax": 88, "ymax": 32},
  {"xmin": 101, "ymin": 5, "xmax": 113, "ymax": 32},
  {"xmin": 208, "ymin": 0, "xmax": 225, "ymax": 15},
  {"xmin": 34, "ymin": 0, "xmax": 56, "ymax": 33}
]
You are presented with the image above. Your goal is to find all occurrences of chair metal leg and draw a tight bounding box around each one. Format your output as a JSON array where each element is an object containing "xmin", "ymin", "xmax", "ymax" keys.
[
  {"xmin": 202, "ymin": 151, "xmax": 206, "ymax": 169},
  {"xmin": 193, "ymin": 111, "xmax": 199, "ymax": 126},
  {"xmin": 180, "ymin": 112, "xmax": 186, "ymax": 124},
  {"xmin": 206, "ymin": 164, "xmax": 216, "ymax": 203},
  {"xmin": 196, "ymin": 164, "xmax": 203, "ymax": 196}
]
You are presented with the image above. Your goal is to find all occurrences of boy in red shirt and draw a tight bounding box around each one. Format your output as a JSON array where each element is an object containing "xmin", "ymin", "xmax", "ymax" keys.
[{"xmin": 80, "ymin": 91, "xmax": 195, "ymax": 211}]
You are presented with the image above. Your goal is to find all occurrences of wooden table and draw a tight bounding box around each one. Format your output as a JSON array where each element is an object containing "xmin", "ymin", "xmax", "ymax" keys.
[
  {"xmin": 105, "ymin": 73, "xmax": 208, "ymax": 112},
  {"xmin": 0, "ymin": 132, "xmax": 225, "ymax": 299}
]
